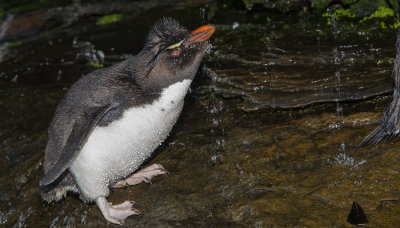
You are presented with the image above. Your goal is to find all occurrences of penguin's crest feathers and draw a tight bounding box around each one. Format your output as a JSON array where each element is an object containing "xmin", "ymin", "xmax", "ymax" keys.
[{"xmin": 144, "ymin": 18, "xmax": 188, "ymax": 53}]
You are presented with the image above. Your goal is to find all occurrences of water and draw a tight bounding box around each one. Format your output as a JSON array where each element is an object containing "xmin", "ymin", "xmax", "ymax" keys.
[
  {"xmin": 329, "ymin": 12, "xmax": 349, "ymax": 165},
  {"xmin": 1, "ymin": 3, "xmax": 400, "ymax": 227},
  {"xmin": 200, "ymin": 8, "xmax": 206, "ymax": 21}
]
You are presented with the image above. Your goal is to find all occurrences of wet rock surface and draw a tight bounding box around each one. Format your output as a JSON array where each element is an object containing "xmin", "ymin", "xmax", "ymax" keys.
[
  {"xmin": 1, "ymin": 1, "xmax": 400, "ymax": 227},
  {"xmin": 0, "ymin": 0, "xmax": 214, "ymax": 41}
]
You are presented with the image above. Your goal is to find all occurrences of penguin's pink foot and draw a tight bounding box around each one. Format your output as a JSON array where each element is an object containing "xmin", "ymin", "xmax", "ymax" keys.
[
  {"xmin": 96, "ymin": 197, "xmax": 140, "ymax": 225},
  {"xmin": 112, "ymin": 164, "xmax": 168, "ymax": 188}
]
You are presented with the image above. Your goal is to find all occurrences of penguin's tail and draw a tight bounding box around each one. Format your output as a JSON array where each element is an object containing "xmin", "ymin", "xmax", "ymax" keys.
[
  {"xmin": 353, "ymin": 92, "xmax": 400, "ymax": 152},
  {"xmin": 40, "ymin": 171, "xmax": 80, "ymax": 203},
  {"xmin": 41, "ymin": 186, "xmax": 69, "ymax": 203}
]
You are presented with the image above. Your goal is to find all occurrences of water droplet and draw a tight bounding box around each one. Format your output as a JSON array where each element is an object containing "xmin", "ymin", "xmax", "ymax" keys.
[
  {"xmin": 200, "ymin": 8, "xmax": 206, "ymax": 20},
  {"xmin": 232, "ymin": 22, "xmax": 239, "ymax": 30}
]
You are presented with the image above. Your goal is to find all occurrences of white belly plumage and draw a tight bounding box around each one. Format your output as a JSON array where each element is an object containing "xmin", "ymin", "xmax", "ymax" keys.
[{"xmin": 70, "ymin": 79, "xmax": 192, "ymax": 200}]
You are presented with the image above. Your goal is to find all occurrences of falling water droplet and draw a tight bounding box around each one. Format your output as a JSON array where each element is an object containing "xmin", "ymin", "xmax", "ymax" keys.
[
  {"xmin": 56, "ymin": 70, "xmax": 62, "ymax": 81},
  {"xmin": 205, "ymin": 65, "xmax": 226, "ymax": 161},
  {"xmin": 200, "ymin": 8, "xmax": 206, "ymax": 20},
  {"xmin": 232, "ymin": 22, "xmax": 239, "ymax": 30}
]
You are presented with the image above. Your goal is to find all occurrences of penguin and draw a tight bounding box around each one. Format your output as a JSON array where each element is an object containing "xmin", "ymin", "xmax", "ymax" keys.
[
  {"xmin": 39, "ymin": 18, "xmax": 215, "ymax": 225},
  {"xmin": 355, "ymin": 27, "xmax": 400, "ymax": 149}
]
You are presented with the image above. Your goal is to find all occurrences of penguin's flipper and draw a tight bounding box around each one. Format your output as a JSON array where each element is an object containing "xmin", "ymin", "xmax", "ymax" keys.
[{"xmin": 40, "ymin": 104, "xmax": 119, "ymax": 186}]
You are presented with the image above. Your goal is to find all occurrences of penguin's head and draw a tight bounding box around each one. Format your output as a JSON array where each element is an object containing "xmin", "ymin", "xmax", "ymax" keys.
[{"xmin": 139, "ymin": 18, "xmax": 215, "ymax": 88}]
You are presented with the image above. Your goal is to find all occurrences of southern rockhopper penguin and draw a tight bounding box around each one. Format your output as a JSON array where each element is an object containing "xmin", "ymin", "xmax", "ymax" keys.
[
  {"xmin": 39, "ymin": 18, "xmax": 215, "ymax": 225},
  {"xmin": 355, "ymin": 27, "xmax": 400, "ymax": 148}
]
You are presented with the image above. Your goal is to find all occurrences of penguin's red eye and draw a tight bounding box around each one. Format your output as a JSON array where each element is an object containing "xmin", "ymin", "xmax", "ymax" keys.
[{"xmin": 172, "ymin": 50, "xmax": 180, "ymax": 56}]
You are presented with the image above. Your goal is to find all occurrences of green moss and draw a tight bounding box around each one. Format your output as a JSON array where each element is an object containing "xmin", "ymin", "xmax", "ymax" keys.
[
  {"xmin": 89, "ymin": 62, "xmax": 104, "ymax": 68},
  {"xmin": 390, "ymin": 21, "xmax": 400, "ymax": 29},
  {"xmin": 322, "ymin": 9, "xmax": 356, "ymax": 20},
  {"xmin": 349, "ymin": 0, "xmax": 388, "ymax": 17},
  {"xmin": 283, "ymin": 24, "xmax": 290, "ymax": 30},
  {"xmin": 322, "ymin": 9, "xmax": 356, "ymax": 25},
  {"xmin": 321, "ymin": 5, "xmax": 399, "ymax": 30},
  {"xmin": 6, "ymin": 41, "xmax": 22, "ymax": 47},
  {"xmin": 359, "ymin": 6, "xmax": 399, "ymax": 29},
  {"xmin": 361, "ymin": 6, "xmax": 394, "ymax": 21},
  {"xmin": 377, "ymin": 57, "xmax": 395, "ymax": 65},
  {"xmin": 96, "ymin": 13, "xmax": 123, "ymax": 26}
]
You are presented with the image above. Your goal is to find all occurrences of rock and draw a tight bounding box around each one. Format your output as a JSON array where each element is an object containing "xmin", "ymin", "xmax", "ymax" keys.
[
  {"xmin": 242, "ymin": 0, "xmax": 308, "ymax": 12},
  {"xmin": 0, "ymin": 9, "xmax": 53, "ymax": 41},
  {"xmin": 309, "ymin": 0, "xmax": 333, "ymax": 10},
  {"xmin": 72, "ymin": 38, "xmax": 104, "ymax": 66},
  {"xmin": 0, "ymin": 0, "xmax": 215, "ymax": 42},
  {"xmin": 349, "ymin": 0, "xmax": 389, "ymax": 17}
]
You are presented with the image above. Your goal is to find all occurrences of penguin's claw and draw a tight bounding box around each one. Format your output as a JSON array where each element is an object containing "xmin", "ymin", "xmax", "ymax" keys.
[
  {"xmin": 96, "ymin": 197, "xmax": 140, "ymax": 226},
  {"xmin": 111, "ymin": 181, "xmax": 129, "ymax": 189},
  {"xmin": 111, "ymin": 200, "xmax": 136, "ymax": 209},
  {"xmin": 112, "ymin": 163, "xmax": 168, "ymax": 188}
]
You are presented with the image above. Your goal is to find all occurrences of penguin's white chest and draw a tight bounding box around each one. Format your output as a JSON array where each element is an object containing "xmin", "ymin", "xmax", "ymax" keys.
[{"xmin": 70, "ymin": 79, "xmax": 192, "ymax": 199}]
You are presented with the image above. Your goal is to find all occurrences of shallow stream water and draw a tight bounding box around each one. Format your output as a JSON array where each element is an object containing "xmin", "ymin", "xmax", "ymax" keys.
[{"xmin": 1, "ymin": 3, "xmax": 400, "ymax": 227}]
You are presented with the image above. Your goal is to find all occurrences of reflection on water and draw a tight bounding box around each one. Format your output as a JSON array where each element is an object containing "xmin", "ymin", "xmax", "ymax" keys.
[{"xmin": 1, "ymin": 3, "xmax": 400, "ymax": 227}]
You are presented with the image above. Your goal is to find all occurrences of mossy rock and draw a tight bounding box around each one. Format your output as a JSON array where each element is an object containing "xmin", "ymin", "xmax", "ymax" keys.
[
  {"xmin": 96, "ymin": 13, "xmax": 123, "ymax": 26},
  {"xmin": 349, "ymin": 0, "xmax": 389, "ymax": 17},
  {"xmin": 309, "ymin": 0, "xmax": 333, "ymax": 10},
  {"xmin": 341, "ymin": 0, "xmax": 358, "ymax": 4},
  {"xmin": 241, "ymin": 0, "xmax": 308, "ymax": 11},
  {"xmin": 241, "ymin": 0, "xmax": 397, "ymax": 15},
  {"xmin": 241, "ymin": 0, "xmax": 265, "ymax": 10}
]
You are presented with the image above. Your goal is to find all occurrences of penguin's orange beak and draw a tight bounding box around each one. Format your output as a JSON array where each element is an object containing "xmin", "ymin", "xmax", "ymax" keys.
[{"xmin": 189, "ymin": 25, "xmax": 215, "ymax": 43}]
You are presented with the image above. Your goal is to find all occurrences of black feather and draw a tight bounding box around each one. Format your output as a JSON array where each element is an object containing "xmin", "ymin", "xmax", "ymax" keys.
[
  {"xmin": 144, "ymin": 49, "xmax": 162, "ymax": 77},
  {"xmin": 347, "ymin": 201, "xmax": 368, "ymax": 225}
]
